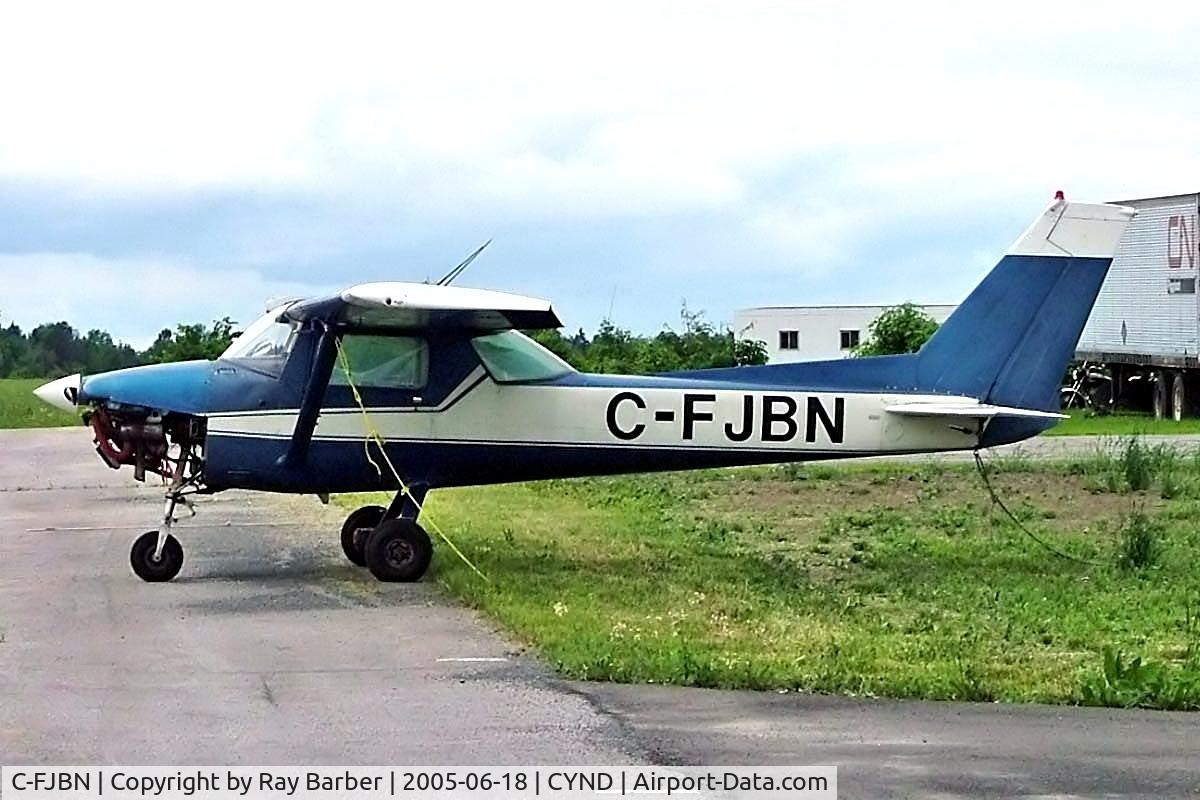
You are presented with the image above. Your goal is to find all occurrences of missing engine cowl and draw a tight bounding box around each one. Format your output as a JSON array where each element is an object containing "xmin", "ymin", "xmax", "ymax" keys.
[{"xmin": 88, "ymin": 405, "xmax": 205, "ymax": 484}]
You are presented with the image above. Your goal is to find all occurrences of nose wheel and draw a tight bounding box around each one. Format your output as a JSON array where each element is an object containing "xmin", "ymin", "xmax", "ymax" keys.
[
  {"xmin": 130, "ymin": 530, "xmax": 184, "ymax": 582},
  {"xmin": 129, "ymin": 489, "xmax": 194, "ymax": 583}
]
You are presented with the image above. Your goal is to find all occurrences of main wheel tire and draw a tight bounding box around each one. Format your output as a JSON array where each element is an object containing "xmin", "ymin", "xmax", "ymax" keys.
[
  {"xmin": 1153, "ymin": 371, "xmax": 1168, "ymax": 420},
  {"xmin": 364, "ymin": 519, "xmax": 433, "ymax": 582},
  {"xmin": 340, "ymin": 505, "xmax": 386, "ymax": 567},
  {"xmin": 130, "ymin": 530, "xmax": 184, "ymax": 582},
  {"xmin": 1173, "ymin": 373, "xmax": 1186, "ymax": 422},
  {"xmin": 1086, "ymin": 380, "xmax": 1114, "ymax": 415}
]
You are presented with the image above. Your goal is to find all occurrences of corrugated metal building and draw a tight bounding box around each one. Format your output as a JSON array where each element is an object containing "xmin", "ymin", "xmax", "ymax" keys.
[{"xmin": 734, "ymin": 304, "xmax": 957, "ymax": 364}]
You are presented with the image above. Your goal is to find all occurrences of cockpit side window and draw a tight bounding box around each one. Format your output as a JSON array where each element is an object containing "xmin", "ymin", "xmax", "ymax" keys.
[{"xmin": 330, "ymin": 334, "xmax": 429, "ymax": 389}]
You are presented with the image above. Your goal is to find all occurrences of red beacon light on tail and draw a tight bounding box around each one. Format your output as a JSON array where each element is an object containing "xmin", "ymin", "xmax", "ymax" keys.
[{"xmin": 1055, "ymin": 190, "xmax": 1065, "ymax": 200}]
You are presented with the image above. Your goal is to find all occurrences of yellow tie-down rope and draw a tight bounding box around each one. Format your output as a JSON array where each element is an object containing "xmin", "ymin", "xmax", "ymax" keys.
[{"xmin": 333, "ymin": 336, "xmax": 491, "ymax": 583}]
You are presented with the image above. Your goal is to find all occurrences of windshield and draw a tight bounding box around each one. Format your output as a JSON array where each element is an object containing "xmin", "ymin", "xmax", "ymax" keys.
[
  {"xmin": 220, "ymin": 306, "xmax": 298, "ymax": 370},
  {"xmin": 471, "ymin": 330, "xmax": 574, "ymax": 383}
]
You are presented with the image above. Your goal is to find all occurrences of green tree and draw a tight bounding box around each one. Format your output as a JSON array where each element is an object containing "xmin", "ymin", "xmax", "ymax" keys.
[
  {"xmin": 0, "ymin": 321, "xmax": 28, "ymax": 377},
  {"xmin": 0, "ymin": 312, "xmax": 239, "ymax": 378},
  {"xmin": 735, "ymin": 336, "xmax": 769, "ymax": 366},
  {"xmin": 82, "ymin": 329, "xmax": 139, "ymax": 373},
  {"xmin": 24, "ymin": 322, "xmax": 90, "ymax": 376},
  {"xmin": 143, "ymin": 317, "xmax": 239, "ymax": 363},
  {"xmin": 529, "ymin": 328, "xmax": 582, "ymax": 364},
  {"xmin": 853, "ymin": 303, "xmax": 939, "ymax": 356},
  {"xmin": 528, "ymin": 305, "xmax": 768, "ymax": 374}
]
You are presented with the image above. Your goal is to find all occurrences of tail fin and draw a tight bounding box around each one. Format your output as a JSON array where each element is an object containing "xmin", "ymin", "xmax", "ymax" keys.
[{"xmin": 915, "ymin": 197, "xmax": 1135, "ymax": 412}]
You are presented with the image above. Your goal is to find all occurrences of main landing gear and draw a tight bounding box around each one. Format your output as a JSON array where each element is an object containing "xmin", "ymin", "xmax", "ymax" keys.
[
  {"xmin": 340, "ymin": 505, "xmax": 385, "ymax": 567},
  {"xmin": 340, "ymin": 486, "xmax": 433, "ymax": 582}
]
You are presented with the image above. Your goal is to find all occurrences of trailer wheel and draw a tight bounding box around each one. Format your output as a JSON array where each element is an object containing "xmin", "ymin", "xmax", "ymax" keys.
[
  {"xmin": 1086, "ymin": 380, "xmax": 1114, "ymax": 414},
  {"xmin": 1172, "ymin": 373, "xmax": 1186, "ymax": 422},
  {"xmin": 1153, "ymin": 371, "xmax": 1168, "ymax": 420}
]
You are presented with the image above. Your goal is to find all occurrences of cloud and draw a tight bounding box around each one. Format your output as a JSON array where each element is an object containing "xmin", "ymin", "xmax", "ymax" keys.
[
  {"xmin": 0, "ymin": 254, "xmax": 329, "ymax": 348},
  {"xmin": 5, "ymin": 3, "xmax": 1194, "ymax": 201}
]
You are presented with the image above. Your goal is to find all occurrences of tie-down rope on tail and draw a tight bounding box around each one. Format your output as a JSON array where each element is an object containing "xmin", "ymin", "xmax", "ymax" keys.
[
  {"xmin": 333, "ymin": 335, "xmax": 491, "ymax": 583},
  {"xmin": 972, "ymin": 449, "xmax": 1100, "ymax": 566}
]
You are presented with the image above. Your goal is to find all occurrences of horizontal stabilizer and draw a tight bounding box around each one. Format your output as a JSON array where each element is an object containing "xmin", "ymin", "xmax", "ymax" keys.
[{"xmin": 885, "ymin": 402, "xmax": 1067, "ymax": 421}]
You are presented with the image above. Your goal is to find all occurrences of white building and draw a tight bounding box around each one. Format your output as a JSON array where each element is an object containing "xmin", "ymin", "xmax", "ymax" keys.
[{"xmin": 734, "ymin": 304, "xmax": 957, "ymax": 363}]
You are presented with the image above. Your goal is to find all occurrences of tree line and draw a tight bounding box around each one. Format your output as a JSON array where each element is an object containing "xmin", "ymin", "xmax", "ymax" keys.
[
  {"xmin": 0, "ymin": 303, "xmax": 938, "ymax": 378},
  {"xmin": 0, "ymin": 317, "xmax": 238, "ymax": 378},
  {"xmin": 532, "ymin": 307, "xmax": 769, "ymax": 373}
]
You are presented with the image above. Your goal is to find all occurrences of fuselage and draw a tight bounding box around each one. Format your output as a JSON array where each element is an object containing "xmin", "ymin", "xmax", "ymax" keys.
[
  {"xmin": 67, "ymin": 325, "xmax": 1046, "ymax": 495},
  {"xmin": 204, "ymin": 370, "xmax": 992, "ymax": 491}
]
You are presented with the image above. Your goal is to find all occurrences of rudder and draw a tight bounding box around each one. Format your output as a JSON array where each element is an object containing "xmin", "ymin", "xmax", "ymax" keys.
[{"xmin": 915, "ymin": 197, "xmax": 1135, "ymax": 412}]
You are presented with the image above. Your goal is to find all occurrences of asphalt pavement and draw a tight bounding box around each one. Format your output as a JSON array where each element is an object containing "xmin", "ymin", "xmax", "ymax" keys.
[
  {"xmin": 581, "ymin": 684, "xmax": 1200, "ymax": 798},
  {"xmin": 1, "ymin": 428, "xmax": 1198, "ymax": 798},
  {"xmin": 0, "ymin": 428, "xmax": 640, "ymax": 764}
]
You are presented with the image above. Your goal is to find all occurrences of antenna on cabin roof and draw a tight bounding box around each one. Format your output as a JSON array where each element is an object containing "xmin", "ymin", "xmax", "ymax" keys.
[{"xmin": 436, "ymin": 239, "xmax": 492, "ymax": 286}]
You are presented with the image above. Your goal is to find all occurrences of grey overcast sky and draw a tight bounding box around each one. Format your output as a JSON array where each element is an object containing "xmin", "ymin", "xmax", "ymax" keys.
[{"xmin": 1, "ymin": 2, "xmax": 1197, "ymax": 347}]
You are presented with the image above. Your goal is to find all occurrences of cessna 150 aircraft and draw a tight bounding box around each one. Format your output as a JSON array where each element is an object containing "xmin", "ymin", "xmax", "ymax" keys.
[{"xmin": 34, "ymin": 195, "xmax": 1134, "ymax": 583}]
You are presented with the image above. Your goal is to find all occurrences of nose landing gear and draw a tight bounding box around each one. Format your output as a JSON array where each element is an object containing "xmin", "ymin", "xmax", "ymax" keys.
[
  {"xmin": 130, "ymin": 530, "xmax": 184, "ymax": 582},
  {"xmin": 129, "ymin": 487, "xmax": 196, "ymax": 583}
]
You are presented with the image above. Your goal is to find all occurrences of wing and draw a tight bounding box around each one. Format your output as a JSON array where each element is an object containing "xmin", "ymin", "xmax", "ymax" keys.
[{"xmin": 283, "ymin": 282, "xmax": 562, "ymax": 331}]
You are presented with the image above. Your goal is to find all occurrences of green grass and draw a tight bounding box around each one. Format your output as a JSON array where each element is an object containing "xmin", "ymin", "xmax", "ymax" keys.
[
  {"xmin": 340, "ymin": 445, "xmax": 1200, "ymax": 708},
  {"xmin": 0, "ymin": 378, "xmax": 79, "ymax": 428},
  {"xmin": 1047, "ymin": 409, "xmax": 1200, "ymax": 436}
]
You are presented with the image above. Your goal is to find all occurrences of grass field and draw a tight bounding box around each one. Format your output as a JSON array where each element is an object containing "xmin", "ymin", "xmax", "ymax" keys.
[
  {"xmin": 1047, "ymin": 409, "xmax": 1200, "ymax": 436},
  {"xmin": 340, "ymin": 441, "xmax": 1200, "ymax": 709},
  {"xmin": 0, "ymin": 378, "xmax": 79, "ymax": 428}
]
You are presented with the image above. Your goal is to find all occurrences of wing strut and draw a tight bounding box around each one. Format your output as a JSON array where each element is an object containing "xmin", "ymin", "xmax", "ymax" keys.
[{"xmin": 277, "ymin": 321, "xmax": 338, "ymax": 471}]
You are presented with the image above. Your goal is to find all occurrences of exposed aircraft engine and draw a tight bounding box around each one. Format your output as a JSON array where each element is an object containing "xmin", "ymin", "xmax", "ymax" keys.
[{"xmin": 87, "ymin": 405, "xmax": 205, "ymax": 485}]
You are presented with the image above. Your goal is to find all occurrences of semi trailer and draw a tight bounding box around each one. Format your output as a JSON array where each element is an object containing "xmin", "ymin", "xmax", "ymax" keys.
[{"xmin": 1075, "ymin": 192, "xmax": 1200, "ymax": 420}]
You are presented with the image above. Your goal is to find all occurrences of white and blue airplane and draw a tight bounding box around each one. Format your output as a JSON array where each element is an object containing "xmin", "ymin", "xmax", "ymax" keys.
[{"xmin": 34, "ymin": 195, "xmax": 1135, "ymax": 583}]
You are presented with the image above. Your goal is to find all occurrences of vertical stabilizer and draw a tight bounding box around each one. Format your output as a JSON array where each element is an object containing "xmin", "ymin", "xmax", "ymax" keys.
[{"xmin": 915, "ymin": 197, "xmax": 1135, "ymax": 412}]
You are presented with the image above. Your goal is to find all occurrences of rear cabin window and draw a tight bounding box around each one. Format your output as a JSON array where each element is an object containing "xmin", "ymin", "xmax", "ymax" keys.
[
  {"xmin": 330, "ymin": 335, "xmax": 428, "ymax": 389},
  {"xmin": 471, "ymin": 330, "xmax": 574, "ymax": 383}
]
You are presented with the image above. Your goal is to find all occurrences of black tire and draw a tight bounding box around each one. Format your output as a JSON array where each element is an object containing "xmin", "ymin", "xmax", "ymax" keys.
[
  {"xmin": 1085, "ymin": 380, "xmax": 1114, "ymax": 414},
  {"xmin": 1153, "ymin": 371, "xmax": 1168, "ymax": 420},
  {"xmin": 340, "ymin": 505, "xmax": 386, "ymax": 567},
  {"xmin": 364, "ymin": 519, "xmax": 432, "ymax": 582},
  {"xmin": 130, "ymin": 530, "xmax": 184, "ymax": 582},
  {"xmin": 1173, "ymin": 373, "xmax": 1186, "ymax": 422}
]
